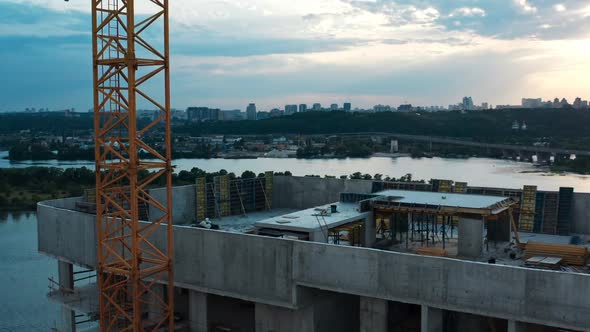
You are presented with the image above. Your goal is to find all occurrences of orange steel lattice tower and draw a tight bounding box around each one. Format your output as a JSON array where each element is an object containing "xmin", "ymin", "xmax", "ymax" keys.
[{"xmin": 92, "ymin": 0, "xmax": 174, "ymax": 330}]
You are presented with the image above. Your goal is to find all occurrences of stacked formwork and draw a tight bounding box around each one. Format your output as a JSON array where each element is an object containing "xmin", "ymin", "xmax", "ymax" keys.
[
  {"xmin": 557, "ymin": 187, "xmax": 574, "ymax": 235},
  {"xmin": 519, "ymin": 185, "xmax": 537, "ymax": 232}
]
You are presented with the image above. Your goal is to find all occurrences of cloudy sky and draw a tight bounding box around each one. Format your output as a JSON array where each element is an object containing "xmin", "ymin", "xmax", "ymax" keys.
[{"xmin": 0, "ymin": 0, "xmax": 589, "ymax": 111}]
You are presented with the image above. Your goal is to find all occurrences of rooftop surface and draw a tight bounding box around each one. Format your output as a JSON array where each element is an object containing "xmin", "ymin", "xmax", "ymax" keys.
[
  {"xmin": 255, "ymin": 202, "xmax": 370, "ymax": 233},
  {"xmin": 207, "ymin": 208, "xmax": 297, "ymax": 233},
  {"xmin": 374, "ymin": 189, "xmax": 511, "ymax": 209}
]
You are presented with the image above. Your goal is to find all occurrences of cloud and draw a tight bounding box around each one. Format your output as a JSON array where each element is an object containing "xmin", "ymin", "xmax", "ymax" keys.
[
  {"xmin": 554, "ymin": 4, "xmax": 567, "ymax": 12},
  {"xmin": 515, "ymin": 0, "xmax": 537, "ymax": 14},
  {"xmin": 449, "ymin": 7, "xmax": 486, "ymax": 18}
]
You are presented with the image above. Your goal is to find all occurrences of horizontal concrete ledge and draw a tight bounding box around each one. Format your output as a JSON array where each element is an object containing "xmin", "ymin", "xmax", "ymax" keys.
[{"xmin": 37, "ymin": 199, "xmax": 590, "ymax": 331}]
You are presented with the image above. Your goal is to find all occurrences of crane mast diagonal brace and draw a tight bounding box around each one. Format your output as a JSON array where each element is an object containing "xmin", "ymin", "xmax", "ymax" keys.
[{"xmin": 92, "ymin": 0, "xmax": 174, "ymax": 330}]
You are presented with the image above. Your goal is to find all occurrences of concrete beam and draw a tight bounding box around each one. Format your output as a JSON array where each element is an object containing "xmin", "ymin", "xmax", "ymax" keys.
[
  {"xmin": 360, "ymin": 297, "xmax": 388, "ymax": 332},
  {"xmin": 255, "ymin": 303, "xmax": 314, "ymax": 332},
  {"xmin": 421, "ymin": 305, "xmax": 443, "ymax": 332},
  {"xmin": 188, "ymin": 290, "xmax": 208, "ymax": 332}
]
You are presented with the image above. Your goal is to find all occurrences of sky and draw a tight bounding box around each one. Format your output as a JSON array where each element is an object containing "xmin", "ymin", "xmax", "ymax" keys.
[{"xmin": 0, "ymin": 0, "xmax": 589, "ymax": 111}]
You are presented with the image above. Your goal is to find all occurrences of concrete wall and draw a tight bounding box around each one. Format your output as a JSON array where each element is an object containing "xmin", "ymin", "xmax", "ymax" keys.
[
  {"xmin": 37, "ymin": 199, "xmax": 590, "ymax": 331},
  {"xmin": 273, "ymin": 176, "xmax": 373, "ymax": 210},
  {"xmin": 293, "ymin": 242, "xmax": 590, "ymax": 331},
  {"xmin": 37, "ymin": 202, "xmax": 97, "ymax": 267},
  {"xmin": 149, "ymin": 184, "xmax": 196, "ymax": 225}
]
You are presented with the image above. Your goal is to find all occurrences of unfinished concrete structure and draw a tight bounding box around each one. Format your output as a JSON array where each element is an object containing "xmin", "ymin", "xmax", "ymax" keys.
[{"xmin": 38, "ymin": 175, "xmax": 590, "ymax": 331}]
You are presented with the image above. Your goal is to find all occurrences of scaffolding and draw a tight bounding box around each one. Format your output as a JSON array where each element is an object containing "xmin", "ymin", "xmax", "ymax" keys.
[{"xmin": 194, "ymin": 174, "xmax": 274, "ymax": 222}]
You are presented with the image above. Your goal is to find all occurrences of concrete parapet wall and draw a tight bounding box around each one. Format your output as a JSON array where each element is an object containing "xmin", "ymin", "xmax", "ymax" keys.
[
  {"xmin": 272, "ymin": 176, "xmax": 372, "ymax": 210},
  {"xmin": 37, "ymin": 201, "xmax": 97, "ymax": 267},
  {"xmin": 293, "ymin": 242, "xmax": 590, "ymax": 331},
  {"xmin": 173, "ymin": 226, "xmax": 294, "ymax": 306},
  {"xmin": 149, "ymin": 184, "xmax": 196, "ymax": 225},
  {"xmin": 37, "ymin": 199, "xmax": 590, "ymax": 330}
]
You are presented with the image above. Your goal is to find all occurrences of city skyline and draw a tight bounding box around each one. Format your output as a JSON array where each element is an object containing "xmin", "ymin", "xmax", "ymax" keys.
[{"xmin": 1, "ymin": 0, "xmax": 590, "ymax": 111}]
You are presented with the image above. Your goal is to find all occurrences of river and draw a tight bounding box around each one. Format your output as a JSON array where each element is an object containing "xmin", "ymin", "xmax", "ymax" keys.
[
  {"xmin": 1, "ymin": 150, "xmax": 589, "ymax": 191},
  {"xmin": 0, "ymin": 211, "xmax": 59, "ymax": 331}
]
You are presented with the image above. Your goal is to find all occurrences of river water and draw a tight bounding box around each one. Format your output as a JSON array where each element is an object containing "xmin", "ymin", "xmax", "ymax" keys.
[
  {"xmin": 0, "ymin": 212, "xmax": 59, "ymax": 331},
  {"xmin": 1, "ymin": 150, "xmax": 589, "ymax": 191}
]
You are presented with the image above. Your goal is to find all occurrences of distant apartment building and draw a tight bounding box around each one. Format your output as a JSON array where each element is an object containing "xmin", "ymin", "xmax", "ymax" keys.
[
  {"xmin": 256, "ymin": 111, "xmax": 270, "ymax": 120},
  {"xmin": 187, "ymin": 107, "xmax": 220, "ymax": 122},
  {"xmin": 220, "ymin": 110, "xmax": 244, "ymax": 121},
  {"xmin": 397, "ymin": 104, "xmax": 413, "ymax": 112},
  {"xmin": 462, "ymin": 96, "xmax": 474, "ymax": 111},
  {"xmin": 330, "ymin": 104, "xmax": 338, "ymax": 111},
  {"xmin": 522, "ymin": 98, "xmax": 543, "ymax": 109},
  {"xmin": 246, "ymin": 103, "xmax": 257, "ymax": 120},
  {"xmin": 269, "ymin": 108, "xmax": 283, "ymax": 118},
  {"xmin": 573, "ymin": 97, "xmax": 589, "ymax": 110},
  {"xmin": 373, "ymin": 104, "xmax": 392, "ymax": 112},
  {"xmin": 343, "ymin": 102, "xmax": 352, "ymax": 112},
  {"xmin": 299, "ymin": 104, "xmax": 307, "ymax": 113},
  {"xmin": 312, "ymin": 103, "xmax": 322, "ymax": 111},
  {"xmin": 481, "ymin": 102, "xmax": 489, "ymax": 110},
  {"xmin": 285, "ymin": 104, "xmax": 298, "ymax": 115}
]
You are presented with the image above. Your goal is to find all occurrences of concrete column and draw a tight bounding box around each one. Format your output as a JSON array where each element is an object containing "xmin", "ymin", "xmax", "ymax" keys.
[
  {"xmin": 363, "ymin": 212, "xmax": 376, "ymax": 248},
  {"xmin": 310, "ymin": 229, "xmax": 328, "ymax": 243},
  {"xmin": 147, "ymin": 284, "xmax": 166, "ymax": 323},
  {"xmin": 188, "ymin": 290, "xmax": 208, "ymax": 332},
  {"xmin": 458, "ymin": 218, "xmax": 484, "ymax": 258},
  {"xmin": 58, "ymin": 260, "xmax": 75, "ymax": 332},
  {"xmin": 508, "ymin": 320, "xmax": 526, "ymax": 332},
  {"xmin": 255, "ymin": 303, "xmax": 314, "ymax": 332},
  {"xmin": 421, "ymin": 305, "xmax": 443, "ymax": 332},
  {"xmin": 360, "ymin": 297, "xmax": 388, "ymax": 332}
]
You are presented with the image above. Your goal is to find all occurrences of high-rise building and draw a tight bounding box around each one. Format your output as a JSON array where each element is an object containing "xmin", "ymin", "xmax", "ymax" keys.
[
  {"xmin": 481, "ymin": 102, "xmax": 489, "ymax": 110},
  {"xmin": 462, "ymin": 97, "xmax": 474, "ymax": 111},
  {"xmin": 285, "ymin": 105, "xmax": 298, "ymax": 115},
  {"xmin": 299, "ymin": 104, "xmax": 307, "ymax": 113},
  {"xmin": 312, "ymin": 103, "xmax": 322, "ymax": 111},
  {"xmin": 330, "ymin": 104, "xmax": 338, "ymax": 111},
  {"xmin": 246, "ymin": 103, "xmax": 257, "ymax": 120},
  {"xmin": 343, "ymin": 103, "xmax": 352, "ymax": 112}
]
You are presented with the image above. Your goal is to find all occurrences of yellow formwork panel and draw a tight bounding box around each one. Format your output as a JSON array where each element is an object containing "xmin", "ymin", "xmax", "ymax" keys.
[
  {"xmin": 196, "ymin": 177, "xmax": 206, "ymax": 221},
  {"xmin": 519, "ymin": 185, "xmax": 537, "ymax": 231},
  {"xmin": 265, "ymin": 171, "xmax": 273, "ymax": 209},
  {"xmin": 220, "ymin": 175, "xmax": 230, "ymax": 217}
]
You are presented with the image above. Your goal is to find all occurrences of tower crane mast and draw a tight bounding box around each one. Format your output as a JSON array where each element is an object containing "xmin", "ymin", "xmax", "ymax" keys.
[{"xmin": 90, "ymin": 0, "xmax": 174, "ymax": 330}]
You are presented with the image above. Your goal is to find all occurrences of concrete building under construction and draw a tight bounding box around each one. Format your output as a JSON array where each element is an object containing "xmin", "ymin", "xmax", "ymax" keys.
[{"xmin": 38, "ymin": 175, "xmax": 590, "ymax": 332}]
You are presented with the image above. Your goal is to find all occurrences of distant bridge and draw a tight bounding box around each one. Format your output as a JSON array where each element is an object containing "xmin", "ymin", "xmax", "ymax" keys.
[
  {"xmin": 231, "ymin": 131, "xmax": 590, "ymax": 157},
  {"xmin": 320, "ymin": 132, "xmax": 590, "ymax": 157}
]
